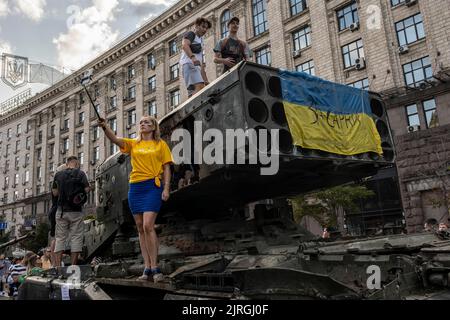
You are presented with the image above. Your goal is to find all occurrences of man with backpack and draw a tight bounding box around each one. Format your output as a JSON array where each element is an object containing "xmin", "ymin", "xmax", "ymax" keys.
[
  {"xmin": 52, "ymin": 156, "xmax": 90, "ymax": 266},
  {"xmin": 213, "ymin": 17, "xmax": 251, "ymax": 74}
]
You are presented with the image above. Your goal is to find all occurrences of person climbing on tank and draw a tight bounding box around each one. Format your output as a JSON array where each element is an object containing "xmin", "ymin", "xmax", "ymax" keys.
[{"xmin": 98, "ymin": 116, "xmax": 173, "ymax": 283}]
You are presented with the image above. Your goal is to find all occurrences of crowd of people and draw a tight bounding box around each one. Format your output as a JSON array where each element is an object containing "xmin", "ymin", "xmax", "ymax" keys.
[{"xmin": 0, "ymin": 248, "xmax": 54, "ymax": 298}]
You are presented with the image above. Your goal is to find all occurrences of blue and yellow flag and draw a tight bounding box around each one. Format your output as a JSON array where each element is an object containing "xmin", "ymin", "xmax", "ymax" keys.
[{"xmin": 280, "ymin": 70, "xmax": 382, "ymax": 156}]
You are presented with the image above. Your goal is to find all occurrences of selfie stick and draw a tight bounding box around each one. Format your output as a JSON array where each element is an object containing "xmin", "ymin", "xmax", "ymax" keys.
[{"xmin": 80, "ymin": 69, "xmax": 101, "ymax": 120}]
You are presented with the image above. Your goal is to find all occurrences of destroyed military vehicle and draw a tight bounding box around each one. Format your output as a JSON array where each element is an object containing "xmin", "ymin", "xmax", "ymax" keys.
[{"xmin": 18, "ymin": 62, "xmax": 450, "ymax": 300}]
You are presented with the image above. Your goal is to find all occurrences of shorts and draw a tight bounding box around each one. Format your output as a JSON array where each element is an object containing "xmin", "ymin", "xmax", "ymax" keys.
[
  {"xmin": 54, "ymin": 209, "xmax": 85, "ymax": 253},
  {"xmin": 128, "ymin": 179, "xmax": 163, "ymax": 214},
  {"xmin": 182, "ymin": 63, "xmax": 204, "ymax": 97}
]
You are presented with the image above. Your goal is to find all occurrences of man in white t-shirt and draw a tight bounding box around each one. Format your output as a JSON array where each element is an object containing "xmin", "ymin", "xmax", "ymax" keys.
[{"xmin": 180, "ymin": 17, "xmax": 212, "ymax": 98}]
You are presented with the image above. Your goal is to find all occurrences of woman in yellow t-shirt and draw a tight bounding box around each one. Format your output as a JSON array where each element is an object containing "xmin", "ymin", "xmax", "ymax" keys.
[{"xmin": 99, "ymin": 116, "xmax": 173, "ymax": 283}]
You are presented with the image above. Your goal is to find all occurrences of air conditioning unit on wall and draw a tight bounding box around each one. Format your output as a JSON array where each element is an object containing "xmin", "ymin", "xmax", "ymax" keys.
[
  {"xmin": 407, "ymin": 125, "xmax": 420, "ymax": 133},
  {"xmin": 399, "ymin": 45, "xmax": 409, "ymax": 54}
]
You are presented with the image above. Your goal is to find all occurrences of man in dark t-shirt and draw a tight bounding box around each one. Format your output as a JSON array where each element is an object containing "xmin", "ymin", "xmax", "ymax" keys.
[
  {"xmin": 52, "ymin": 156, "xmax": 90, "ymax": 266},
  {"xmin": 213, "ymin": 17, "xmax": 251, "ymax": 74}
]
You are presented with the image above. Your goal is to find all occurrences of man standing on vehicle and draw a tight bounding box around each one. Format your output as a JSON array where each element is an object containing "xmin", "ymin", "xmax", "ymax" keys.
[
  {"xmin": 213, "ymin": 17, "xmax": 251, "ymax": 74},
  {"xmin": 52, "ymin": 156, "xmax": 90, "ymax": 266},
  {"xmin": 180, "ymin": 17, "xmax": 212, "ymax": 98}
]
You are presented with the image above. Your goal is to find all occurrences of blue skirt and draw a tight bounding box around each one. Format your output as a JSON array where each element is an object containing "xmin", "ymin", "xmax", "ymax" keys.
[{"xmin": 128, "ymin": 179, "xmax": 163, "ymax": 214}]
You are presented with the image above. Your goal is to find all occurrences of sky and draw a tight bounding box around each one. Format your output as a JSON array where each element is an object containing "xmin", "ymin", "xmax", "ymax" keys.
[{"xmin": 0, "ymin": 0, "xmax": 176, "ymax": 72}]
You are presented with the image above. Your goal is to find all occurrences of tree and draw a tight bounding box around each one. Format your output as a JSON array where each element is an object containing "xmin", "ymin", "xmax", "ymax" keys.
[
  {"xmin": 291, "ymin": 185, "xmax": 375, "ymax": 228},
  {"xmin": 20, "ymin": 223, "xmax": 50, "ymax": 253}
]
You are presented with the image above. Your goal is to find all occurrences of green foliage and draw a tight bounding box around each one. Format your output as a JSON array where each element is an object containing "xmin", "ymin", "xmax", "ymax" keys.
[
  {"xmin": 21, "ymin": 223, "xmax": 50, "ymax": 253},
  {"xmin": 291, "ymin": 185, "xmax": 375, "ymax": 227},
  {"xmin": 0, "ymin": 231, "xmax": 11, "ymax": 246}
]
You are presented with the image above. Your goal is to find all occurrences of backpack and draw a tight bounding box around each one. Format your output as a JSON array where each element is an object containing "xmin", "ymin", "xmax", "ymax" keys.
[{"xmin": 58, "ymin": 169, "xmax": 87, "ymax": 212}]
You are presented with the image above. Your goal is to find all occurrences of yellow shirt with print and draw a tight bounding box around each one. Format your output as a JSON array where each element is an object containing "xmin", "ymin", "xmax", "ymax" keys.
[{"xmin": 120, "ymin": 138, "xmax": 174, "ymax": 187}]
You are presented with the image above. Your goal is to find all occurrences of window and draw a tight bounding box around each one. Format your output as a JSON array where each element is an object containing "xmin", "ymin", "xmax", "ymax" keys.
[
  {"xmin": 342, "ymin": 39, "xmax": 364, "ymax": 69},
  {"xmin": 128, "ymin": 109, "xmax": 136, "ymax": 126},
  {"xmin": 77, "ymin": 132, "xmax": 84, "ymax": 146},
  {"xmin": 14, "ymin": 174, "xmax": 19, "ymax": 186},
  {"xmin": 15, "ymin": 157, "xmax": 19, "ymax": 169},
  {"xmin": 169, "ymin": 39, "xmax": 178, "ymax": 56},
  {"xmin": 255, "ymin": 46, "xmax": 271, "ymax": 66},
  {"xmin": 49, "ymin": 144, "xmax": 55, "ymax": 157},
  {"xmin": 94, "ymin": 104, "xmax": 101, "ymax": 116},
  {"xmin": 26, "ymin": 136, "xmax": 31, "ymax": 149},
  {"xmin": 290, "ymin": 0, "xmax": 307, "ymax": 17},
  {"xmin": 148, "ymin": 100, "xmax": 157, "ymax": 117},
  {"xmin": 5, "ymin": 144, "xmax": 10, "ymax": 156},
  {"xmin": 25, "ymin": 154, "xmax": 30, "ymax": 167},
  {"xmin": 37, "ymin": 130, "xmax": 42, "ymax": 143},
  {"xmin": 169, "ymin": 90, "xmax": 181, "ymax": 110},
  {"xmin": 78, "ymin": 152, "xmax": 84, "ymax": 165},
  {"xmin": 63, "ymin": 138, "xmax": 69, "ymax": 151},
  {"xmin": 63, "ymin": 119, "xmax": 70, "ymax": 130},
  {"xmin": 337, "ymin": 1, "xmax": 359, "ymax": 31},
  {"xmin": 296, "ymin": 60, "xmax": 315, "ymax": 76},
  {"xmin": 93, "ymin": 147, "xmax": 100, "ymax": 161},
  {"xmin": 79, "ymin": 93, "xmax": 85, "ymax": 105},
  {"xmin": 50, "ymin": 125, "xmax": 55, "ymax": 137},
  {"xmin": 108, "ymin": 118, "xmax": 117, "ymax": 134},
  {"xmin": 403, "ymin": 56, "xmax": 432, "ymax": 87},
  {"xmin": 6, "ymin": 128, "xmax": 11, "ymax": 139},
  {"xmin": 110, "ymin": 143, "xmax": 118, "ymax": 156},
  {"xmin": 221, "ymin": 10, "xmax": 231, "ymax": 38},
  {"xmin": 110, "ymin": 96, "xmax": 117, "ymax": 110},
  {"xmin": 93, "ymin": 126, "xmax": 100, "ymax": 140},
  {"xmin": 391, "ymin": 0, "xmax": 406, "ymax": 6},
  {"xmin": 27, "ymin": 122, "xmax": 32, "ymax": 133},
  {"xmin": 423, "ymin": 98, "xmax": 438, "ymax": 128},
  {"xmin": 252, "ymin": 0, "xmax": 268, "ymax": 36},
  {"xmin": 148, "ymin": 76, "xmax": 156, "ymax": 92},
  {"xmin": 128, "ymin": 86, "xmax": 136, "ymax": 100},
  {"xmin": 16, "ymin": 124, "xmax": 22, "ymax": 135},
  {"xmin": 170, "ymin": 63, "xmax": 179, "ymax": 80},
  {"xmin": 4, "ymin": 160, "xmax": 9, "ymax": 171},
  {"xmin": 49, "ymin": 162, "xmax": 54, "ymax": 173},
  {"xmin": 15, "ymin": 140, "xmax": 20, "ymax": 152},
  {"xmin": 25, "ymin": 171, "xmax": 29, "ymax": 183},
  {"xmin": 78, "ymin": 112, "xmax": 85, "ymax": 124},
  {"xmin": 128, "ymin": 65, "xmax": 135, "ymax": 79},
  {"xmin": 37, "ymin": 166, "xmax": 42, "ymax": 180},
  {"xmin": 292, "ymin": 26, "xmax": 311, "ymax": 52},
  {"xmin": 110, "ymin": 76, "xmax": 117, "ymax": 90},
  {"xmin": 348, "ymin": 78, "xmax": 370, "ymax": 90},
  {"xmin": 94, "ymin": 84, "xmax": 100, "ymax": 98},
  {"xmin": 14, "ymin": 191, "xmax": 18, "ymax": 201},
  {"xmin": 4, "ymin": 177, "xmax": 9, "ymax": 188},
  {"xmin": 37, "ymin": 148, "xmax": 42, "ymax": 161},
  {"xmin": 396, "ymin": 13, "xmax": 425, "ymax": 46},
  {"xmin": 148, "ymin": 53, "xmax": 156, "ymax": 69},
  {"xmin": 406, "ymin": 104, "xmax": 419, "ymax": 126}
]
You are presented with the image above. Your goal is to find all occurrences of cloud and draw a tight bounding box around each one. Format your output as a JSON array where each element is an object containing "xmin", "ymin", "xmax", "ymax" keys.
[
  {"xmin": 0, "ymin": 40, "xmax": 12, "ymax": 54},
  {"xmin": 125, "ymin": 0, "xmax": 175, "ymax": 5},
  {"xmin": 14, "ymin": 0, "xmax": 47, "ymax": 22},
  {"xmin": 0, "ymin": 0, "xmax": 9, "ymax": 17},
  {"xmin": 53, "ymin": 0, "xmax": 120, "ymax": 70}
]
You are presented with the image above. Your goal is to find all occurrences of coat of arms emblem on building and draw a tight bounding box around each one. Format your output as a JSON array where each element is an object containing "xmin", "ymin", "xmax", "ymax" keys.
[{"xmin": 1, "ymin": 53, "xmax": 29, "ymax": 89}]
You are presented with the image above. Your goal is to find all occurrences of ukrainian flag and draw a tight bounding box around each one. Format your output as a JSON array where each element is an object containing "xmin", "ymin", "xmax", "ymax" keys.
[{"xmin": 280, "ymin": 70, "xmax": 383, "ymax": 156}]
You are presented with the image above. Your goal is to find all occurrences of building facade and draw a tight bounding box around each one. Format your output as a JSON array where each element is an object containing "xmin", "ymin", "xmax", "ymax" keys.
[{"xmin": 0, "ymin": 0, "xmax": 449, "ymax": 236}]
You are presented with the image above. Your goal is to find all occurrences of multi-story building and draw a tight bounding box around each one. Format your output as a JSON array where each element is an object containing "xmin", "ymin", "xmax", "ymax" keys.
[{"xmin": 0, "ymin": 0, "xmax": 449, "ymax": 236}]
